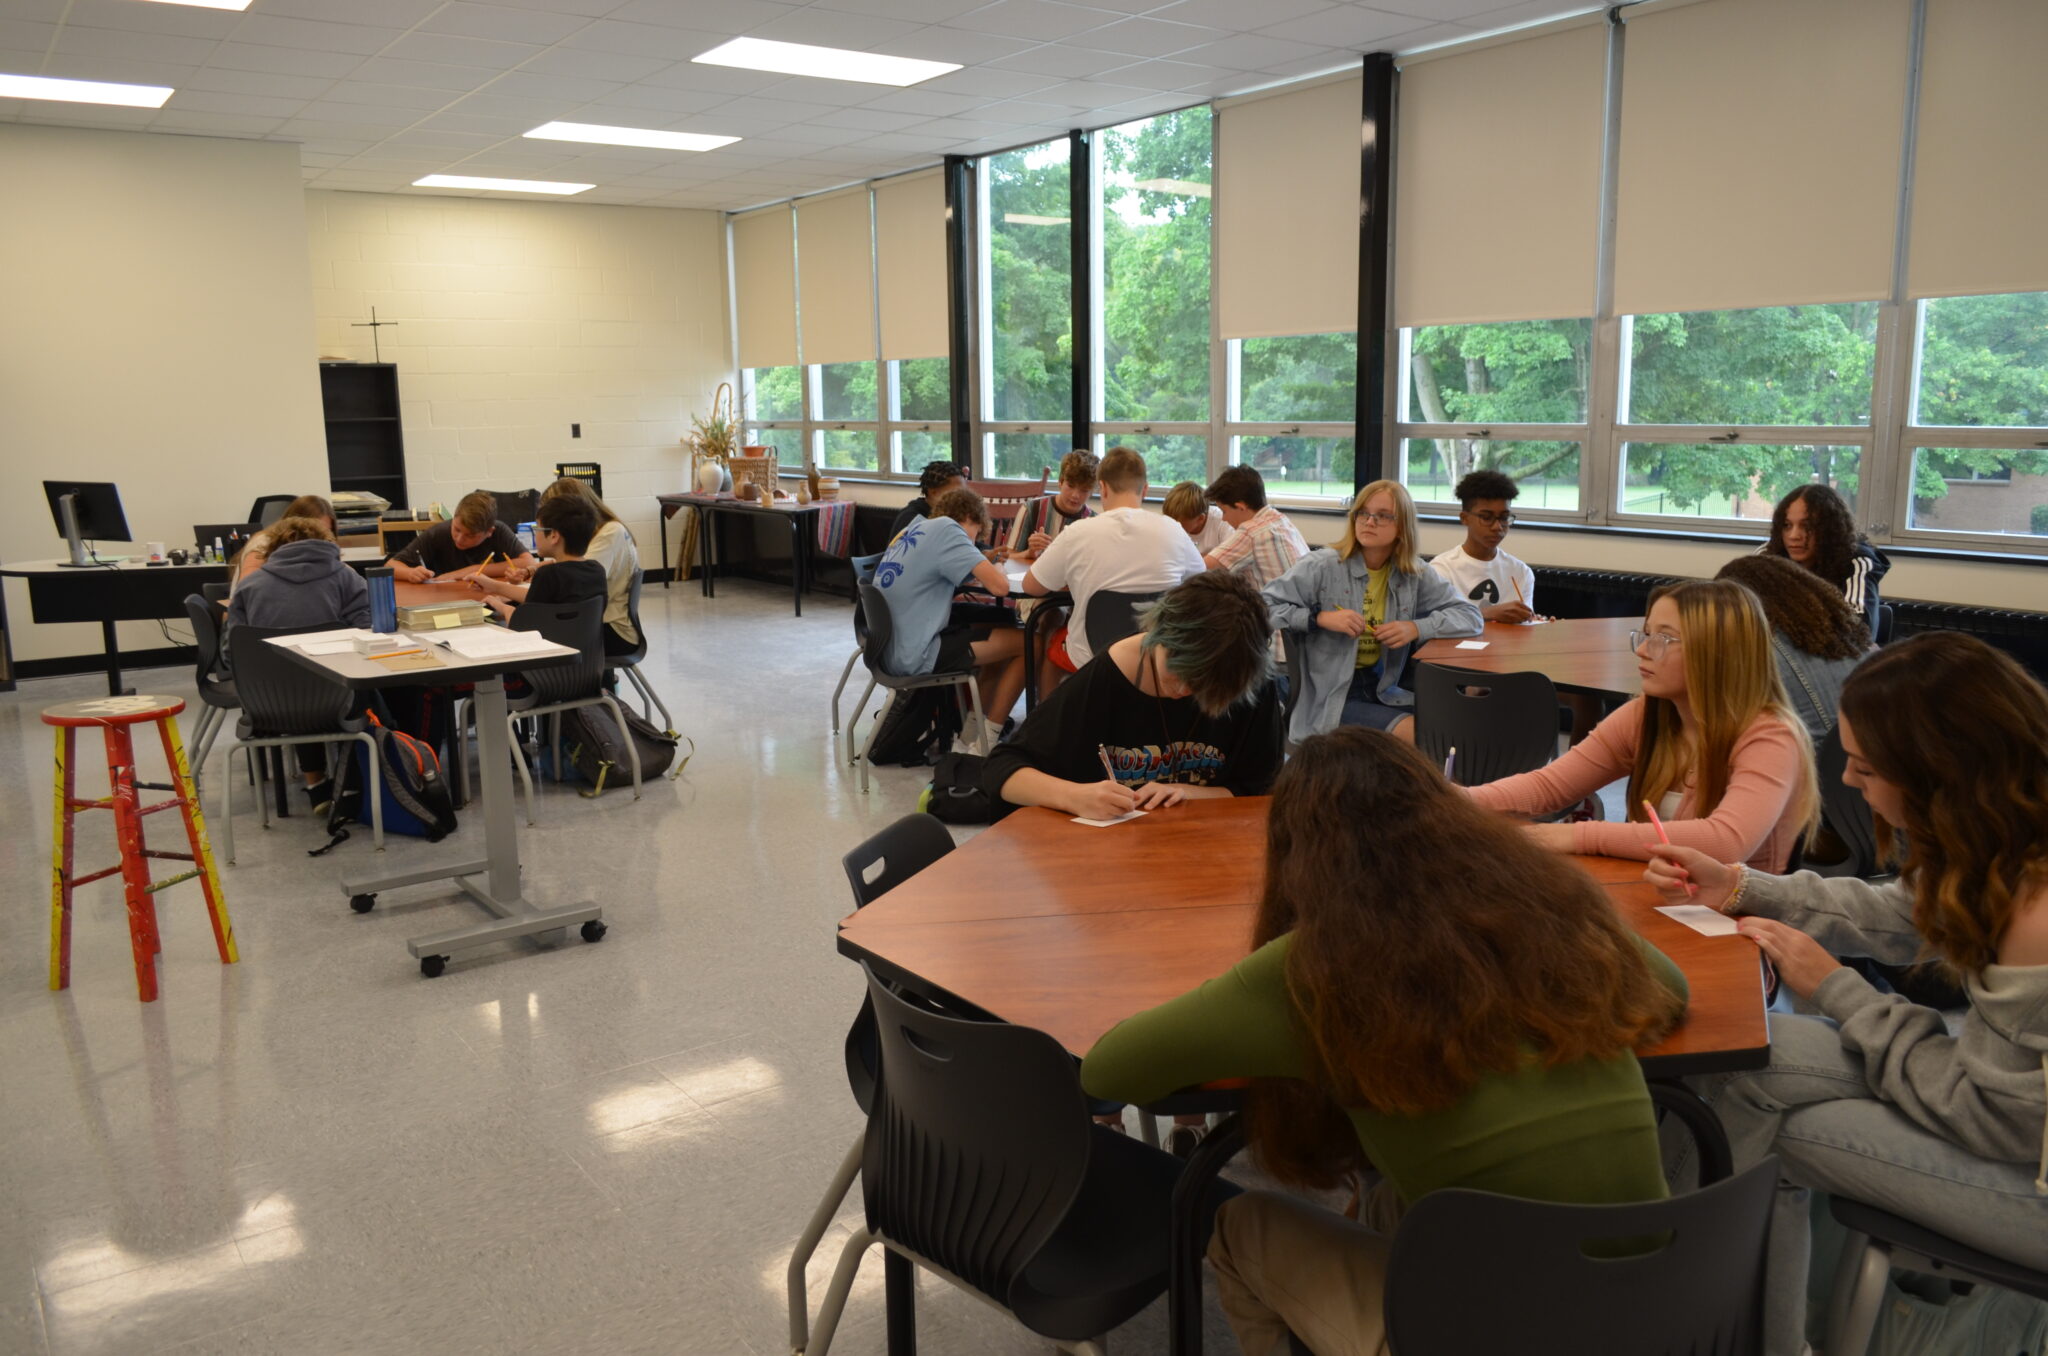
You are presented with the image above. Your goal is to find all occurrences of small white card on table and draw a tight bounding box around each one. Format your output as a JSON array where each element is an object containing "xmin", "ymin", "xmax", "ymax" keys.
[{"xmin": 1655, "ymin": 905, "xmax": 1741, "ymax": 937}]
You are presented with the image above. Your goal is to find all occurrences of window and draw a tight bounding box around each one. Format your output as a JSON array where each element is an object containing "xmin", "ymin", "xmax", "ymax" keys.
[
  {"xmin": 1625, "ymin": 304, "xmax": 1877, "ymax": 427},
  {"xmin": 988, "ymin": 431, "xmax": 1073, "ymax": 481},
  {"xmin": 1099, "ymin": 109, "xmax": 1211, "ymax": 424},
  {"xmin": 1901, "ymin": 291, "xmax": 2048, "ymax": 540},
  {"xmin": 1228, "ymin": 331, "xmax": 1357, "ymax": 503},
  {"xmin": 744, "ymin": 366, "xmax": 802, "ymax": 423},
  {"xmin": 890, "ymin": 356, "xmax": 951, "ymax": 474},
  {"xmin": 1619, "ymin": 443, "xmax": 1860, "ymax": 520},
  {"xmin": 985, "ymin": 139, "xmax": 1073, "ymax": 429},
  {"xmin": 1405, "ymin": 439, "xmax": 1580, "ymax": 509},
  {"xmin": 812, "ymin": 361, "xmax": 879, "ymax": 472},
  {"xmin": 1093, "ymin": 433, "xmax": 1206, "ymax": 487},
  {"xmin": 1395, "ymin": 320, "xmax": 1588, "ymax": 510},
  {"xmin": 1242, "ymin": 435, "xmax": 1353, "ymax": 500}
]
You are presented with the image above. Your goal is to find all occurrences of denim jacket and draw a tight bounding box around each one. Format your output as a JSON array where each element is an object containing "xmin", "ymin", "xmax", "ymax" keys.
[
  {"xmin": 1263, "ymin": 547, "xmax": 1484, "ymax": 744},
  {"xmin": 1772, "ymin": 633, "xmax": 1866, "ymax": 739}
]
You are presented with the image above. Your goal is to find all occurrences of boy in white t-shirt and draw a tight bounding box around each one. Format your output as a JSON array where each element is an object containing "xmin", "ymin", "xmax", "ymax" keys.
[
  {"xmin": 1427, "ymin": 469, "xmax": 1539, "ymax": 623},
  {"xmin": 1023, "ymin": 446, "xmax": 1204, "ymax": 683}
]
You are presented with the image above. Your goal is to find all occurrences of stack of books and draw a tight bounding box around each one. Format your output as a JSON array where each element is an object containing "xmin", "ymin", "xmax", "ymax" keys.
[{"xmin": 397, "ymin": 599, "xmax": 492, "ymax": 631}]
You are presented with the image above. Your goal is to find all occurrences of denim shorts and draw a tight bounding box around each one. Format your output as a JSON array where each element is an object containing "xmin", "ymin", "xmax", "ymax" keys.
[{"xmin": 1341, "ymin": 664, "xmax": 1412, "ymax": 732}]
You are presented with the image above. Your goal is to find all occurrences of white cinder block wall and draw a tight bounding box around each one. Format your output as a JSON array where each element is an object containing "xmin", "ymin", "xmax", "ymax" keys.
[{"xmin": 305, "ymin": 191, "xmax": 731, "ymax": 553}]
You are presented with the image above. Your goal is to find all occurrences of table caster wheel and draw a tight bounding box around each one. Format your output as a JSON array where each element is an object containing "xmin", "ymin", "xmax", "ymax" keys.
[
  {"xmin": 350, "ymin": 893, "xmax": 376, "ymax": 914},
  {"xmin": 580, "ymin": 920, "xmax": 607, "ymax": 943},
  {"xmin": 420, "ymin": 955, "xmax": 448, "ymax": 978}
]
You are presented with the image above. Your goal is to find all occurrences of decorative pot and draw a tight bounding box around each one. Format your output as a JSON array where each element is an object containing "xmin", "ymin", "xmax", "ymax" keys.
[{"xmin": 694, "ymin": 460, "xmax": 724, "ymax": 494}]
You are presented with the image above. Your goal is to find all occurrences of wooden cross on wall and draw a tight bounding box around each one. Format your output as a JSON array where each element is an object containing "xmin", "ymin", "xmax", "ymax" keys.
[{"xmin": 351, "ymin": 306, "xmax": 398, "ymax": 362}]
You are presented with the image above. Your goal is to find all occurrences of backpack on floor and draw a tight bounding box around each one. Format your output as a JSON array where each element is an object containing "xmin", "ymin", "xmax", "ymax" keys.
[
  {"xmin": 922, "ymin": 751, "xmax": 1010, "ymax": 825},
  {"xmin": 866, "ymin": 688, "xmax": 963, "ymax": 768},
  {"xmin": 557, "ymin": 702, "xmax": 679, "ymax": 792},
  {"xmin": 331, "ymin": 717, "xmax": 458, "ymax": 843}
]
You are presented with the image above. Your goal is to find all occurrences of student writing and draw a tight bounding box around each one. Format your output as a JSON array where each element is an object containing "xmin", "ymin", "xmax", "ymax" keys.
[
  {"xmin": 1082, "ymin": 728, "xmax": 1687, "ymax": 1356},
  {"xmin": 385, "ymin": 491, "xmax": 537, "ymax": 584},
  {"xmin": 468, "ymin": 495, "xmax": 608, "ymax": 625},
  {"xmin": 1469, "ymin": 579, "xmax": 1818, "ymax": 870},
  {"xmin": 1647, "ymin": 633, "xmax": 2048, "ymax": 1356},
  {"xmin": 1199, "ymin": 465, "xmax": 1309, "ymax": 589}
]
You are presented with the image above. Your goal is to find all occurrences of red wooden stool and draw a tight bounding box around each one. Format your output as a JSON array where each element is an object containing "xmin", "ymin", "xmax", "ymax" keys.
[{"xmin": 44, "ymin": 694, "xmax": 236, "ymax": 1002}]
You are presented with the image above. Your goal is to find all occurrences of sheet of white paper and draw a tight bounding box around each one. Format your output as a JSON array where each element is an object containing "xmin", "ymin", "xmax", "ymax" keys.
[
  {"xmin": 1454, "ymin": 640, "xmax": 1490, "ymax": 650},
  {"xmin": 298, "ymin": 640, "xmax": 359, "ymax": 655},
  {"xmin": 1656, "ymin": 905, "xmax": 1741, "ymax": 937},
  {"xmin": 1071, "ymin": 810, "xmax": 1147, "ymax": 828},
  {"xmin": 430, "ymin": 626, "xmax": 563, "ymax": 660},
  {"xmin": 264, "ymin": 628, "xmax": 379, "ymax": 649}
]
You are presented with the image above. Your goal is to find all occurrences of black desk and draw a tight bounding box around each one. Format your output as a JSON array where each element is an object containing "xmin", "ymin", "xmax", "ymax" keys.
[{"xmin": 656, "ymin": 493, "xmax": 828, "ymax": 617}]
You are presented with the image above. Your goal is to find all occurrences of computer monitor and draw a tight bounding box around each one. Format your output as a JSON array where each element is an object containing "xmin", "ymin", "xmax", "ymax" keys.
[{"xmin": 43, "ymin": 481, "xmax": 132, "ymax": 567}]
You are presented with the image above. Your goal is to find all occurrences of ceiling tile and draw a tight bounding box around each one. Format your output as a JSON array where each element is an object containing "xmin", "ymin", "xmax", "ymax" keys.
[
  {"xmin": 1094, "ymin": 57, "xmax": 1246, "ymax": 92},
  {"xmin": 697, "ymin": 94, "xmax": 842, "ymax": 128},
  {"xmin": 1149, "ymin": 0, "xmax": 1333, "ymax": 30},
  {"xmin": 985, "ymin": 44, "xmax": 1134, "ymax": 78},
  {"xmin": 177, "ymin": 67, "xmax": 337, "ymax": 99},
  {"xmin": 518, "ymin": 46, "xmax": 672, "ymax": 83},
  {"xmin": 148, "ymin": 110, "xmax": 282, "ymax": 135},
  {"xmin": 739, "ymin": 9, "xmax": 926, "ymax": 50},
  {"xmin": 0, "ymin": 19, "xmax": 56, "ymax": 51},
  {"xmin": 1257, "ymin": 6, "xmax": 1434, "ymax": 47},
  {"xmin": 561, "ymin": 20, "xmax": 725, "ymax": 61},
  {"xmin": 815, "ymin": 0, "xmax": 989, "ymax": 19},
  {"xmin": 209, "ymin": 42, "xmax": 369, "ymax": 78},
  {"xmin": 481, "ymin": 0, "xmax": 634, "ymax": 16},
  {"xmin": 483, "ymin": 70, "xmax": 625, "ymax": 103},
  {"xmin": 54, "ymin": 25, "xmax": 220, "ymax": 67},
  {"xmin": 1176, "ymin": 32, "xmax": 1335, "ymax": 71},
  {"xmin": 1079, "ymin": 16, "xmax": 1233, "ymax": 56},
  {"xmin": 881, "ymin": 26, "xmax": 1040, "ymax": 65},
  {"xmin": 976, "ymin": 98, "xmax": 1085, "ymax": 124},
  {"xmin": 384, "ymin": 127, "xmax": 512, "ymax": 148},
  {"xmin": 65, "ymin": 0, "xmax": 239, "ymax": 40},
  {"xmin": 254, "ymin": 0, "xmax": 445, "ymax": 27},
  {"xmin": 0, "ymin": 0, "xmax": 65, "ymax": 22},
  {"xmin": 943, "ymin": 0, "xmax": 1118, "ymax": 42},
  {"xmin": 1456, "ymin": 0, "xmax": 1600, "ymax": 27},
  {"xmin": 774, "ymin": 121, "xmax": 872, "ymax": 146},
  {"xmin": 380, "ymin": 31, "xmax": 542, "ymax": 69},
  {"xmin": 1380, "ymin": 0, "xmax": 1545, "ymax": 20},
  {"xmin": 37, "ymin": 53, "xmax": 201, "ymax": 86},
  {"xmin": 446, "ymin": 90, "xmax": 588, "ymax": 119},
  {"xmin": 293, "ymin": 103, "xmax": 419, "ymax": 129},
  {"xmin": 319, "ymin": 81, "xmax": 459, "ymax": 111},
  {"xmin": 163, "ymin": 89, "xmax": 312, "ymax": 119},
  {"xmin": 421, "ymin": 3, "xmax": 596, "ymax": 45},
  {"xmin": 809, "ymin": 106, "xmax": 925, "ymax": 132},
  {"xmin": 348, "ymin": 56, "xmax": 498, "ymax": 90},
  {"xmin": 586, "ymin": 84, "xmax": 730, "ymax": 114},
  {"xmin": 231, "ymin": 16, "xmax": 406, "ymax": 57},
  {"xmin": 915, "ymin": 66, "xmax": 1060, "ymax": 99},
  {"xmin": 855, "ymin": 88, "xmax": 984, "ymax": 117},
  {"xmin": 635, "ymin": 61, "xmax": 780, "ymax": 95},
  {"xmin": 601, "ymin": 0, "xmax": 799, "ymax": 31}
]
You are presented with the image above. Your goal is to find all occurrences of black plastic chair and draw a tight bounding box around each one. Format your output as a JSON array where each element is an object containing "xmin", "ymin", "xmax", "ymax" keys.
[
  {"xmin": 1413, "ymin": 663, "xmax": 1561, "ymax": 787},
  {"xmin": 246, "ymin": 495, "xmax": 296, "ymax": 527},
  {"xmin": 1825, "ymin": 1196, "xmax": 2048, "ymax": 1356},
  {"xmin": 1875, "ymin": 602, "xmax": 1896, "ymax": 646},
  {"xmin": 829, "ymin": 552, "xmax": 885, "ymax": 761},
  {"xmin": 1810, "ymin": 725, "xmax": 1884, "ymax": 879},
  {"xmin": 216, "ymin": 622, "xmax": 383, "ymax": 862},
  {"xmin": 788, "ymin": 816, "xmax": 958, "ymax": 1355},
  {"xmin": 482, "ymin": 487, "xmax": 539, "ymax": 531},
  {"xmin": 1084, "ymin": 588, "xmax": 1160, "ymax": 657},
  {"xmin": 805, "ymin": 963, "xmax": 1236, "ymax": 1356},
  {"xmin": 506, "ymin": 595, "xmax": 639, "ymax": 820},
  {"xmin": 602, "ymin": 566, "xmax": 677, "ymax": 737},
  {"xmin": 1382, "ymin": 1156, "xmax": 1779, "ymax": 1355},
  {"xmin": 181, "ymin": 594, "xmax": 239, "ymax": 790},
  {"xmin": 847, "ymin": 580, "xmax": 989, "ymax": 793}
]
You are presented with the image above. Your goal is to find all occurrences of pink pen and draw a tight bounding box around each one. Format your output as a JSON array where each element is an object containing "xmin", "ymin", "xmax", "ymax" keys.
[{"xmin": 1642, "ymin": 800, "xmax": 1697, "ymax": 898}]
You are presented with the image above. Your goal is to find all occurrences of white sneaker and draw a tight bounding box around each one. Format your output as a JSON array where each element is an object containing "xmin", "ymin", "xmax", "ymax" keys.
[{"xmin": 950, "ymin": 713, "xmax": 985, "ymax": 755}]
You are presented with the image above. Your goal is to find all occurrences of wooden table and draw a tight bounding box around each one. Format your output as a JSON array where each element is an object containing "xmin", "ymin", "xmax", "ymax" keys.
[
  {"xmin": 656, "ymin": 491, "xmax": 846, "ymax": 616},
  {"xmin": 1417, "ymin": 615, "xmax": 1644, "ymax": 699},
  {"xmin": 839, "ymin": 796, "xmax": 1765, "ymax": 1076},
  {"xmin": 838, "ymin": 797, "xmax": 1766, "ymax": 1356}
]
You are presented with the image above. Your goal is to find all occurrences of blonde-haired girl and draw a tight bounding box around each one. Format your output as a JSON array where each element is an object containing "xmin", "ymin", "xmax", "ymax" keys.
[
  {"xmin": 538, "ymin": 476, "xmax": 639, "ymax": 655},
  {"xmin": 1262, "ymin": 479, "xmax": 1482, "ymax": 745},
  {"xmin": 1470, "ymin": 579, "xmax": 1818, "ymax": 870}
]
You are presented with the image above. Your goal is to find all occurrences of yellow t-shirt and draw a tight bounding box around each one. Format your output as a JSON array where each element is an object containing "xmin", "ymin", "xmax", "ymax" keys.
[{"xmin": 1355, "ymin": 564, "xmax": 1391, "ymax": 668}]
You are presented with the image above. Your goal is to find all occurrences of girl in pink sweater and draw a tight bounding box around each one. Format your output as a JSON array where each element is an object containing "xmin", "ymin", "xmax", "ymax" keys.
[{"xmin": 1470, "ymin": 580, "xmax": 1817, "ymax": 870}]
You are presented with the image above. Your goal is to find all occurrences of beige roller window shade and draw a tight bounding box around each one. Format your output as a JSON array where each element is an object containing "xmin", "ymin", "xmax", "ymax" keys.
[
  {"xmin": 1908, "ymin": 0, "xmax": 2048, "ymax": 299},
  {"xmin": 1216, "ymin": 73, "xmax": 1362, "ymax": 339},
  {"xmin": 1614, "ymin": 0, "xmax": 1911, "ymax": 317},
  {"xmin": 874, "ymin": 169, "xmax": 949, "ymax": 360},
  {"xmin": 1394, "ymin": 23, "xmax": 1605, "ymax": 327},
  {"xmin": 796, "ymin": 188, "xmax": 877, "ymax": 367},
  {"xmin": 732, "ymin": 206, "xmax": 797, "ymax": 370}
]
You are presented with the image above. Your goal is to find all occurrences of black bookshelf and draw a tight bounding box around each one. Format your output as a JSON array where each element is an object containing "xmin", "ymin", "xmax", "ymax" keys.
[{"xmin": 319, "ymin": 362, "xmax": 408, "ymax": 509}]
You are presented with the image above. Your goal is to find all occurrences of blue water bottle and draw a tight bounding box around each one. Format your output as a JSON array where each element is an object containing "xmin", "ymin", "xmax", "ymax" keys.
[{"xmin": 367, "ymin": 566, "xmax": 397, "ymax": 634}]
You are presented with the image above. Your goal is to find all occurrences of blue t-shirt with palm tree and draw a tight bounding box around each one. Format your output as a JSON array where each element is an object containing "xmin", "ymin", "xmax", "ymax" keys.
[{"xmin": 875, "ymin": 516, "xmax": 987, "ymax": 675}]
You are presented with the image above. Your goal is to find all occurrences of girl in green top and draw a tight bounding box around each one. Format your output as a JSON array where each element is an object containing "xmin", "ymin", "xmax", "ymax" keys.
[{"xmin": 1081, "ymin": 727, "xmax": 1689, "ymax": 1355}]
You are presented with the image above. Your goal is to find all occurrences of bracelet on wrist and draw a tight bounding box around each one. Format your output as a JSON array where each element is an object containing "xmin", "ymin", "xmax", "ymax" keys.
[{"xmin": 1723, "ymin": 863, "xmax": 1750, "ymax": 915}]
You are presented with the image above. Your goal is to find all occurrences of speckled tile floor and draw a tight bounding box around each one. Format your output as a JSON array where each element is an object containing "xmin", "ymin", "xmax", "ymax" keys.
[{"xmin": 0, "ymin": 578, "xmax": 1238, "ymax": 1355}]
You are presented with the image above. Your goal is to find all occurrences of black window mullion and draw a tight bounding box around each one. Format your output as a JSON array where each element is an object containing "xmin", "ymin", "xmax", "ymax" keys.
[
  {"xmin": 1355, "ymin": 53, "xmax": 1396, "ymax": 493},
  {"xmin": 1069, "ymin": 127, "xmax": 1093, "ymax": 460}
]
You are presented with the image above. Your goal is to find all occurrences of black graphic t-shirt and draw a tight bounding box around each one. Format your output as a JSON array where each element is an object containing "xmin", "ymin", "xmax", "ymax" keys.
[{"xmin": 982, "ymin": 647, "xmax": 1284, "ymax": 806}]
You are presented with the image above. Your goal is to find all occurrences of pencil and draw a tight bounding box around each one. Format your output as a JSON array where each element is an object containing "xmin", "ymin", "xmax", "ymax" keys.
[
  {"xmin": 1443, "ymin": 746, "xmax": 1456, "ymax": 779},
  {"xmin": 1097, "ymin": 744, "xmax": 1118, "ymax": 783},
  {"xmin": 1511, "ymin": 574, "xmax": 1528, "ymax": 608},
  {"xmin": 1643, "ymin": 799, "xmax": 1698, "ymax": 898}
]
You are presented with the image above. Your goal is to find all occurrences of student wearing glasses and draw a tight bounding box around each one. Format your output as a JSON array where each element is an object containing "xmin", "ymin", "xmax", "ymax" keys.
[
  {"xmin": 1262, "ymin": 480, "xmax": 1482, "ymax": 745},
  {"xmin": 1468, "ymin": 579, "xmax": 1819, "ymax": 871},
  {"xmin": 1427, "ymin": 469, "xmax": 1539, "ymax": 623}
]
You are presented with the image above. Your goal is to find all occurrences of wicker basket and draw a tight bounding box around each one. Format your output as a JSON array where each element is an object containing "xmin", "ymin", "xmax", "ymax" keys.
[{"xmin": 730, "ymin": 447, "xmax": 779, "ymax": 499}]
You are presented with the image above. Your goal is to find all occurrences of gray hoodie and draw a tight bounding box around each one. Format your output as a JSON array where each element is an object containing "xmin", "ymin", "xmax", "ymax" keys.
[
  {"xmin": 223, "ymin": 538, "xmax": 370, "ymax": 666},
  {"xmin": 1743, "ymin": 868, "xmax": 2048, "ymax": 1193}
]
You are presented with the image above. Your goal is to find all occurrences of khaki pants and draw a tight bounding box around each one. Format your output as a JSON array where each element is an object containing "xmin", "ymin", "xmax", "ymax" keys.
[{"xmin": 1206, "ymin": 1184, "xmax": 1403, "ymax": 1356}]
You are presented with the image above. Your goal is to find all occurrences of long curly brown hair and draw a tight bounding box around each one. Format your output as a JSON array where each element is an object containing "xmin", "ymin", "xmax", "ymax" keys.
[
  {"xmin": 1243, "ymin": 728, "xmax": 1687, "ymax": 1189},
  {"xmin": 1838, "ymin": 634, "xmax": 2048, "ymax": 976},
  {"xmin": 1714, "ymin": 555, "xmax": 1870, "ymax": 661},
  {"xmin": 1764, "ymin": 484, "xmax": 1862, "ymax": 592}
]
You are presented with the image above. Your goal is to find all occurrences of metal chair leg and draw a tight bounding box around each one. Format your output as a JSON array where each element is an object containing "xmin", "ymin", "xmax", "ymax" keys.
[
  {"xmin": 350, "ymin": 731, "xmax": 384, "ymax": 851},
  {"xmin": 806, "ymin": 1226, "xmax": 876, "ymax": 1356},
  {"xmin": 829, "ymin": 647, "xmax": 860, "ymax": 736},
  {"xmin": 220, "ymin": 745, "xmax": 239, "ymax": 866},
  {"xmin": 1826, "ymin": 1230, "xmax": 1888, "ymax": 1356},
  {"xmin": 789, "ymin": 1131, "xmax": 865, "ymax": 1356},
  {"xmin": 507, "ymin": 714, "xmax": 539, "ymax": 824},
  {"xmin": 624, "ymin": 664, "xmax": 677, "ymax": 734},
  {"xmin": 856, "ymin": 692, "xmax": 896, "ymax": 795},
  {"xmin": 844, "ymin": 676, "xmax": 877, "ymax": 767},
  {"xmin": 449, "ymin": 697, "xmax": 471, "ymax": 809}
]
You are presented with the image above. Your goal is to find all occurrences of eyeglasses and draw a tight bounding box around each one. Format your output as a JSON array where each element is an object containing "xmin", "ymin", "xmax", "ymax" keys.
[
  {"xmin": 1628, "ymin": 630, "xmax": 1682, "ymax": 658},
  {"xmin": 1354, "ymin": 511, "xmax": 1400, "ymax": 526},
  {"xmin": 1467, "ymin": 511, "xmax": 1515, "ymax": 527}
]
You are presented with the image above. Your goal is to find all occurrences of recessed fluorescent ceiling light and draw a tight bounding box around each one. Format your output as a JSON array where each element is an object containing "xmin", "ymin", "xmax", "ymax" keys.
[
  {"xmin": 524, "ymin": 121, "xmax": 739, "ymax": 152},
  {"xmin": 1003, "ymin": 214, "xmax": 1069, "ymax": 226},
  {"xmin": 0, "ymin": 73, "xmax": 173, "ymax": 108},
  {"xmin": 692, "ymin": 36, "xmax": 959, "ymax": 87},
  {"xmin": 136, "ymin": 0, "xmax": 254, "ymax": 10},
  {"xmin": 1132, "ymin": 178, "xmax": 1211, "ymax": 198},
  {"xmin": 413, "ymin": 174, "xmax": 593, "ymax": 195}
]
